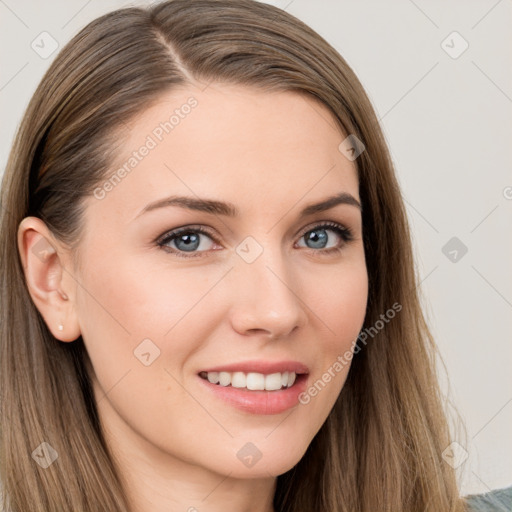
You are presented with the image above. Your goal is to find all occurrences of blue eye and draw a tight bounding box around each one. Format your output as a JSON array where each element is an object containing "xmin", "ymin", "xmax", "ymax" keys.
[
  {"xmin": 297, "ymin": 223, "xmax": 353, "ymax": 252},
  {"xmin": 157, "ymin": 226, "xmax": 217, "ymax": 257},
  {"xmin": 157, "ymin": 222, "xmax": 354, "ymax": 258}
]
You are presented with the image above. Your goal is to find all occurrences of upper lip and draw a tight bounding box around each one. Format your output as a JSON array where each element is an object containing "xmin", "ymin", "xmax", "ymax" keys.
[{"xmin": 199, "ymin": 360, "xmax": 309, "ymax": 375}]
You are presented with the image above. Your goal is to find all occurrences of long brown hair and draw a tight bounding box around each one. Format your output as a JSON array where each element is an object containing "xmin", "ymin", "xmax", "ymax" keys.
[{"xmin": 0, "ymin": 1, "xmax": 468, "ymax": 510}]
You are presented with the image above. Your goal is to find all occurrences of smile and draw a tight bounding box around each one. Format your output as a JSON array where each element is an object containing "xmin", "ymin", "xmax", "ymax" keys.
[{"xmin": 199, "ymin": 370, "xmax": 296, "ymax": 391}]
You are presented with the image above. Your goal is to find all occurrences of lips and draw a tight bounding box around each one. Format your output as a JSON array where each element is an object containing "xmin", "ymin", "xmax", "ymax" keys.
[
  {"xmin": 196, "ymin": 370, "xmax": 309, "ymax": 415},
  {"xmin": 195, "ymin": 359, "xmax": 310, "ymax": 414},
  {"xmin": 198, "ymin": 360, "xmax": 310, "ymax": 375}
]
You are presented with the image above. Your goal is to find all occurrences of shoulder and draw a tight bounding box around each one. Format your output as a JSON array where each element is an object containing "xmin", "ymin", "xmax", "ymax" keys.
[{"xmin": 464, "ymin": 485, "xmax": 512, "ymax": 512}]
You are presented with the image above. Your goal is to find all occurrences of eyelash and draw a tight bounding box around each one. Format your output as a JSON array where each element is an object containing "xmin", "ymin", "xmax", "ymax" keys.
[{"xmin": 156, "ymin": 222, "xmax": 354, "ymax": 259}]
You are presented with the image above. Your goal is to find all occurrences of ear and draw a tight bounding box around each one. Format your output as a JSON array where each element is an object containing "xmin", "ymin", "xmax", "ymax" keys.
[{"xmin": 17, "ymin": 216, "xmax": 81, "ymax": 342}]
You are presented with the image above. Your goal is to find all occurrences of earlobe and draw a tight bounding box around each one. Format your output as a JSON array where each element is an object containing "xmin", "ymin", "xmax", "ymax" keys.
[{"xmin": 17, "ymin": 216, "xmax": 81, "ymax": 342}]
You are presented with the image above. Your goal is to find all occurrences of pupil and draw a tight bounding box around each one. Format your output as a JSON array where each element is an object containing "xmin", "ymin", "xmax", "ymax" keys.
[
  {"xmin": 177, "ymin": 233, "xmax": 199, "ymax": 251},
  {"xmin": 307, "ymin": 229, "xmax": 327, "ymax": 249}
]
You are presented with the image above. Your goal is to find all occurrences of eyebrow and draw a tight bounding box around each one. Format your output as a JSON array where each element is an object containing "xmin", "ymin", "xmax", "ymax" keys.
[{"xmin": 134, "ymin": 191, "xmax": 362, "ymax": 220}]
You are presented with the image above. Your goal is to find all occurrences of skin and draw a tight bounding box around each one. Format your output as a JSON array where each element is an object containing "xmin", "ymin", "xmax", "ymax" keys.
[{"xmin": 18, "ymin": 84, "xmax": 368, "ymax": 512}]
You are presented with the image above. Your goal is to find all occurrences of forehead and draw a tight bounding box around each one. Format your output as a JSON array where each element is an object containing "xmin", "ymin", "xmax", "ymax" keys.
[{"xmin": 86, "ymin": 84, "xmax": 359, "ymax": 224}]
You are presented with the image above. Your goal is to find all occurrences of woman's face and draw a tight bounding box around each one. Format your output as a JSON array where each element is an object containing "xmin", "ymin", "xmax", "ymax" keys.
[{"xmin": 71, "ymin": 84, "xmax": 368, "ymax": 478}]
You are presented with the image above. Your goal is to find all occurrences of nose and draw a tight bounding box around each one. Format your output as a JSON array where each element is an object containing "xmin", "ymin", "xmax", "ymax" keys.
[{"xmin": 228, "ymin": 246, "xmax": 308, "ymax": 339}]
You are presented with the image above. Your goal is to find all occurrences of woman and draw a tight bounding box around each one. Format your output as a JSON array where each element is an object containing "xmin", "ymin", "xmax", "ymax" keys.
[{"xmin": 0, "ymin": 1, "xmax": 509, "ymax": 510}]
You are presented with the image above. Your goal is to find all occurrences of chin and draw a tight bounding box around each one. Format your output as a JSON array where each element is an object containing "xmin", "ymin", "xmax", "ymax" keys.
[{"xmin": 212, "ymin": 437, "xmax": 311, "ymax": 479}]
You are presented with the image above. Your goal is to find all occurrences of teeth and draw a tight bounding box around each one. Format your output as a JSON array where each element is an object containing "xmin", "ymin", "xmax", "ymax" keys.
[
  {"xmin": 207, "ymin": 372, "xmax": 220, "ymax": 384},
  {"xmin": 218, "ymin": 371, "xmax": 231, "ymax": 386},
  {"xmin": 202, "ymin": 371, "xmax": 297, "ymax": 390},
  {"xmin": 231, "ymin": 372, "xmax": 246, "ymax": 388}
]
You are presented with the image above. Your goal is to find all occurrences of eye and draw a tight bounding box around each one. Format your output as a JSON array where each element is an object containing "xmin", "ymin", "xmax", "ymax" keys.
[
  {"xmin": 157, "ymin": 225, "xmax": 219, "ymax": 258},
  {"xmin": 156, "ymin": 221, "xmax": 354, "ymax": 259},
  {"xmin": 296, "ymin": 222, "xmax": 353, "ymax": 254}
]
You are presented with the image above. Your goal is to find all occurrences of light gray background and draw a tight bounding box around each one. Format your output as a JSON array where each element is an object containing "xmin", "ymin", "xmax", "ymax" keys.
[{"xmin": 1, "ymin": 0, "xmax": 511, "ymax": 497}]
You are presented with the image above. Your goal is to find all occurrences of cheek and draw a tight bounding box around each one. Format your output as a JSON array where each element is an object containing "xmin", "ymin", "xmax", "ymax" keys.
[
  {"xmin": 74, "ymin": 253, "xmax": 228, "ymax": 441},
  {"xmin": 294, "ymin": 258, "xmax": 368, "ymax": 419},
  {"xmin": 303, "ymin": 257, "xmax": 368, "ymax": 347},
  {"xmin": 75, "ymin": 251, "xmax": 231, "ymax": 378}
]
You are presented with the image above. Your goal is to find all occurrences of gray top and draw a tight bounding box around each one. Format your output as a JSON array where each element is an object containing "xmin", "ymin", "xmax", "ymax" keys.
[{"xmin": 464, "ymin": 485, "xmax": 512, "ymax": 512}]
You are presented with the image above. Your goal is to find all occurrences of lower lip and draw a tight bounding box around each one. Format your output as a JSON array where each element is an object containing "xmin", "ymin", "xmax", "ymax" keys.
[{"xmin": 196, "ymin": 374, "xmax": 309, "ymax": 415}]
